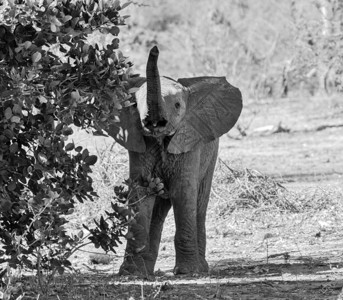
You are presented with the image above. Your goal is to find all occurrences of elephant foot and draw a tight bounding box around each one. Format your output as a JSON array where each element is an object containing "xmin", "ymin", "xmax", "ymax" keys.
[
  {"xmin": 173, "ymin": 265, "xmax": 197, "ymax": 275},
  {"xmin": 119, "ymin": 255, "xmax": 155, "ymax": 277},
  {"xmin": 173, "ymin": 258, "xmax": 209, "ymax": 275},
  {"xmin": 199, "ymin": 257, "xmax": 209, "ymax": 272}
]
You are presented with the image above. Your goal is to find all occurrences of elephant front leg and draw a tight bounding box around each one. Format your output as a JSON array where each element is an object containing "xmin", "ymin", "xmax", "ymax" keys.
[
  {"xmin": 119, "ymin": 189, "xmax": 156, "ymax": 277},
  {"xmin": 196, "ymin": 155, "xmax": 217, "ymax": 273},
  {"xmin": 170, "ymin": 172, "xmax": 201, "ymax": 274},
  {"xmin": 149, "ymin": 197, "xmax": 171, "ymax": 266}
]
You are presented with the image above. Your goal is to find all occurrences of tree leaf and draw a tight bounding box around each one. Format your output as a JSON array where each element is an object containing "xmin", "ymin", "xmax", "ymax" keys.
[
  {"xmin": 109, "ymin": 26, "xmax": 120, "ymax": 36},
  {"xmin": 62, "ymin": 127, "xmax": 73, "ymax": 136},
  {"xmin": 12, "ymin": 104, "xmax": 22, "ymax": 115},
  {"xmin": 121, "ymin": 1, "xmax": 132, "ymax": 9},
  {"xmin": 50, "ymin": 23, "xmax": 57, "ymax": 33},
  {"xmin": 67, "ymin": 208, "xmax": 74, "ymax": 214},
  {"xmin": 123, "ymin": 100, "xmax": 133, "ymax": 107},
  {"xmin": 51, "ymin": 16, "xmax": 63, "ymax": 26},
  {"xmin": 37, "ymin": 153, "xmax": 48, "ymax": 165},
  {"xmin": 84, "ymin": 155, "xmax": 97, "ymax": 165},
  {"xmin": 11, "ymin": 116, "xmax": 21, "ymax": 123},
  {"xmin": 77, "ymin": 230, "xmax": 84, "ymax": 239},
  {"xmin": 9, "ymin": 143, "xmax": 18, "ymax": 153},
  {"xmin": 75, "ymin": 146, "xmax": 83, "ymax": 152},
  {"xmin": 8, "ymin": 181, "xmax": 16, "ymax": 191},
  {"xmin": 113, "ymin": 0, "xmax": 120, "ymax": 9},
  {"xmin": 71, "ymin": 90, "xmax": 80, "ymax": 101},
  {"xmin": 63, "ymin": 15, "xmax": 73, "ymax": 23},
  {"xmin": 38, "ymin": 95, "xmax": 48, "ymax": 103},
  {"xmin": 4, "ymin": 107, "xmax": 12, "ymax": 119},
  {"xmin": 65, "ymin": 143, "xmax": 75, "ymax": 151},
  {"xmin": 55, "ymin": 123, "xmax": 64, "ymax": 132},
  {"xmin": 24, "ymin": 41, "xmax": 32, "ymax": 49},
  {"xmin": 4, "ymin": 129, "xmax": 14, "ymax": 139},
  {"xmin": 32, "ymin": 52, "xmax": 42, "ymax": 63},
  {"xmin": 82, "ymin": 149, "xmax": 89, "ymax": 160},
  {"xmin": 127, "ymin": 87, "xmax": 140, "ymax": 94}
]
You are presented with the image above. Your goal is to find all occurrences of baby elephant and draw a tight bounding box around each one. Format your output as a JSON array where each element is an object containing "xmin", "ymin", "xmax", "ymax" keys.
[{"xmin": 106, "ymin": 46, "xmax": 242, "ymax": 276}]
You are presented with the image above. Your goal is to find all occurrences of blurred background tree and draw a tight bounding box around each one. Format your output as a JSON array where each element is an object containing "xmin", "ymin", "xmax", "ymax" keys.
[{"xmin": 122, "ymin": 0, "xmax": 343, "ymax": 99}]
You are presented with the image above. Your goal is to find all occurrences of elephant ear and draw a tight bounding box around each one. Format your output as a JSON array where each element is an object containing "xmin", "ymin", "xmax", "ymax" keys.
[
  {"xmin": 105, "ymin": 77, "xmax": 147, "ymax": 153},
  {"xmin": 167, "ymin": 77, "xmax": 242, "ymax": 154}
]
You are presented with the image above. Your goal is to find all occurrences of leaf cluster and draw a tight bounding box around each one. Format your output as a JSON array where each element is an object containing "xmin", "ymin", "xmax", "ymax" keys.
[
  {"xmin": 0, "ymin": 0, "xmax": 134, "ymax": 127},
  {"xmin": 86, "ymin": 177, "xmax": 166, "ymax": 254},
  {"xmin": 84, "ymin": 183, "xmax": 132, "ymax": 253}
]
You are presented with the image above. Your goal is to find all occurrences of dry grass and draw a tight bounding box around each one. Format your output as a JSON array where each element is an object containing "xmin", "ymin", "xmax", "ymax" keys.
[
  {"xmin": 212, "ymin": 158, "xmax": 343, "ymax": 214},
  {"xmin": 205, "ymin": 157, "xmax": 343, "ymax": 260}
]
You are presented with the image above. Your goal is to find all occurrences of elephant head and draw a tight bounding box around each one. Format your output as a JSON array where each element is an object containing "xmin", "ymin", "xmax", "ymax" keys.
[
  {"xmin": 136, "ymin": 46, "xmax": 187, "ymax": 138},
  {"xmin": 106, "ymin": 46, "xmax": 242, "ymax": 154}
]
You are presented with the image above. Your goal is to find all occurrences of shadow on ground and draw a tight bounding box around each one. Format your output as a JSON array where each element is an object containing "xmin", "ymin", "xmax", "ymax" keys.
[{"xmin": 20, "ymin": 255, "xmax": 343, "ymax": 300}]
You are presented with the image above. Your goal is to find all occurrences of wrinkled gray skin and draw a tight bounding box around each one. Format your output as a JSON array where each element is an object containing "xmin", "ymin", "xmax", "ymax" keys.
[{"xmin": 106, "ymin": 46, "xmax": 242, "ymax": 276}]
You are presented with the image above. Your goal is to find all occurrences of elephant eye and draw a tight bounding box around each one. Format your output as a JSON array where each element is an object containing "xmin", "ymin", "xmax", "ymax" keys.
[{"xmin": 175, "ymin": 102, "xmax": 181, "ymax": 109}]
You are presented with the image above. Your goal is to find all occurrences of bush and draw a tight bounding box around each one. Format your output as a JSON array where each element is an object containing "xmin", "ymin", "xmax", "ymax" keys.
[{"xmin": 0, "ymin": 0, "xmax": 134, "ymax": 282}]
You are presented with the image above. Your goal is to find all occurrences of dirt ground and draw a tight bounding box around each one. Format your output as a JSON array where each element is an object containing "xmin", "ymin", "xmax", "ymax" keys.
[
  {"xmin": 18, "ymin": 95, "xmax": 343, "ymax": 299},
  {"xmin": 223, "ymin": 95, "xmax": 343, "ymax": 190}
]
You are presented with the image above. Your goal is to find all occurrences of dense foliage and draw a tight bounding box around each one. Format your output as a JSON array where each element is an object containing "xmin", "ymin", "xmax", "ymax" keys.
[{"xmin": 0, "ymin": 0, "xmax": 133, "ymax": 276}]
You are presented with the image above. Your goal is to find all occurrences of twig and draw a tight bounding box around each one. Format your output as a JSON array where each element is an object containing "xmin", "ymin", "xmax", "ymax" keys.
[
  {"xmin": 141, "ymin": 280, "xmax": 144, "ymax": 300},
  {"xmin": 316, "ymin": 123, "xmax": 343, "ymax": 131}
]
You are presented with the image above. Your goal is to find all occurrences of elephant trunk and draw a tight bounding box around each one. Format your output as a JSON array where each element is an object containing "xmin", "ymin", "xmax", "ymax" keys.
[{"xmin": 146, "ymin": 46, "xmax": 165, "ymax": 126}]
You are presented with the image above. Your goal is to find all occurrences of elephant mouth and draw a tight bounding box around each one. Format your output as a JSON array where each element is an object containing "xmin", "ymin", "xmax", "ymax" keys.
[{"xmin": 142, "ymin": 126, "xmax": 176, "ymax": 138}]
